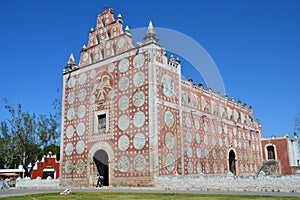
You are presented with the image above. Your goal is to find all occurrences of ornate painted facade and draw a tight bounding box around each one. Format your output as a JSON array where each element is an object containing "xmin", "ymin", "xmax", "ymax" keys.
[{"xmin": 60, "ymin": 7, "xmax": 263, "ymax": 187}]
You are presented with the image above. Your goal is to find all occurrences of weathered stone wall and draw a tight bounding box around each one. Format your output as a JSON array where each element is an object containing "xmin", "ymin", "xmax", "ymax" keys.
[
  {"xmin": 16, "ymin": 179, "xmax": 59, "ymax": 188},
  {"xmin": 111, "ymin": 177, "xmax": 154, "ymax": 187},
  {"xmin": 154, "ymin": 174, "xmax": 300, "ymax": 191},
  {"xmin": 60, "ymin": 178, "xmax": 89, "ymax": 188}
]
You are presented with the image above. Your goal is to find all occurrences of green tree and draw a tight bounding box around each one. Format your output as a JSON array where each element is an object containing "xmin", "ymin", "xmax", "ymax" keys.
[
  {"xmin": 0, "ymin": 100, "xmax": 60, "ymax": 177},
  {"xmin": 43, "ymin": 143, "xmax": 60, "ymax": 161}
]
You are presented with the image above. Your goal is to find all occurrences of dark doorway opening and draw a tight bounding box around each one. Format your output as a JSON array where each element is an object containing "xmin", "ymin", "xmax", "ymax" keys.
[
  {"xmin": 229, "ymin": 150, "xmax": 236, "ymax": 175},
  {"xmin": 267, "ymin": 146, "xmax": 275, "ymax": 160},
  {"xmin": 42, "ymin": 166, "xmax": 55, "ymax": 179},
  {"xmin": 93, "ymin": 150, "xmax": 109, "ymax": 186}
]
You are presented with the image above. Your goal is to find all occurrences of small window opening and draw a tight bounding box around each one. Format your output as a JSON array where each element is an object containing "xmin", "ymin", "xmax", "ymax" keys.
[
  {"xmin": 98, "ymin": 114, "xmax": 106, "ymax": 132},
  {"xmin": 96, "ymin": 34, "xmax": 100, "ymax": 44},
  {"xmin": 113, "ymin": 44, "xmax": 117, "ymax": 55},
  {"xmin": 107, "ymin": 30, "xmax": 111, "ymax": 40},
  {"xmin": 101, "ymin": 49, "xmax": 105, "ymax": 59},
  {"xmin": 267, "ymin": 146, "xmax": 275, "ymax": 160},
  {"xmin": 90, "ymin": 53, "xmax": 94, "ymax": 63}
]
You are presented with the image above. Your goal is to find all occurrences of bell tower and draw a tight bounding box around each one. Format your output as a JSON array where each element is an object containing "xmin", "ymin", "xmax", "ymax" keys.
[{"xmin": 79, "ymin": 8, "xmax": 134, "ymax": 67}]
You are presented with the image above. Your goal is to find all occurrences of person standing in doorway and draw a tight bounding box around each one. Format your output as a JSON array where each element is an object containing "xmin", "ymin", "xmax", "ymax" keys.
[{"xmin": 96, "ymin": 174, "xmax": 104, "ymax": 187}]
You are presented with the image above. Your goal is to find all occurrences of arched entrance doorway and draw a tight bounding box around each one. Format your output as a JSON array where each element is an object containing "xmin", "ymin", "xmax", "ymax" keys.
[
  {"xmin": 42, "ymin": 166, "xmax": 55, "ymax": 179},
  {"xmin": 93, "ymin": 150, "xmax": 109, "ymax": 186},
  {"xmin": 228, "ymin": 150, "xmax": 236, "ymax": 175}
]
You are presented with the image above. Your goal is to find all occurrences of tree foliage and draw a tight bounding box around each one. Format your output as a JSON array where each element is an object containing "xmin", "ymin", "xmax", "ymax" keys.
[{"xmin": 0, "ymin": 100, "xmax": 60, "ymax": 177}]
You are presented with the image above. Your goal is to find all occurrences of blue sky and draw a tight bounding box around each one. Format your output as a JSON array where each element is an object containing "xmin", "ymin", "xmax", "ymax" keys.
[{"xmin": 0, "ymin": 0, "xmax": 299, "ymax": 138}]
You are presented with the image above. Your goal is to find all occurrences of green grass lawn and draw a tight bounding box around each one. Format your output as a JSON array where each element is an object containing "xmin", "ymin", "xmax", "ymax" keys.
[{"xmin": 0, "ymin": 192, "xmax": 299, "ymax": 200}]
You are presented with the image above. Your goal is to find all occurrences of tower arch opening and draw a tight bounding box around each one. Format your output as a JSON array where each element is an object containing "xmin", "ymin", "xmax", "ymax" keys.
[
  {"xmin": 93, "ymin": 149, "xmax": 109, "ymax": 186},
  {"xmin": 228, "ymin": 150, "xmax": 236, "ymax": 175}
]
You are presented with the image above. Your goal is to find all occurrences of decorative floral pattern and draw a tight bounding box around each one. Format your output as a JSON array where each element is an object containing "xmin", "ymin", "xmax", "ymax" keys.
[
  {"xmin": 66, "ymin": 125, "xmax": 74, "ymax": 139},
  {"xmin": 186, "ymin": 132, "xmax": 192, "ymax": 143},
  {"xmin": 67, "ymin": 108, "xmax": 75, "ymax": 121},
  {"xmin": 205, "ymin": 162, "xmax": 210, "ymax": 173},
  {"xmin": 133, "ymin": 72, "xmax": 145, "ymax": 87},
  {"xmin": 76, "ymin": 159, "xmax": 85, "ymax": 174},
  {"xmin": 185, "ymin": 116, "xmax": 191, "ymax": 128},
  {"xmin": 78, "ymin": 89, "xmax": 86, "ymax": 102},
  {"xmin": 118, "ymin": 135, "xmax": 129, "ymax": 151},
  {"xmin": 118, "ymin": 95, "xmax": 129, "ymax": 111},
  {"xmin": 133, "ymin": 133, "xmax": 146, "ymax": 150},
  {"xmin": 218, "ymin": 125, "xmax": 222, "ymax": 134},
  {"xmin": 197, "ymin": 161, "xmax": 202, "ymax": 174},
  {"xmin": 220, "ymin": 150, "xmax": 224, "ymax": 160},
  {"xmin": 65, "ymin": 160, "xmax": 73, "ymax": 174},
  {"xmin": 65, "ymin": 143, "xmax": 73, "ymax": 156},
  {"xmin": 68, "ymin": 77, "xmax": 76, "ymax": 88},
  {"xmin": 213, "ymin": 163, "xmax": 218, "ymax": 173},
  {"xmin": 68, "ymin": 92, "xmax": 75, "ymax": 105},
  {"xmin": 187, "ymin": 161, "xmax": 193, "ymax": 174},
  {"xmin": 92, "ymin": 74, "xmax": 113, "ymax": 100},
  {"xmin": 219, "ymin": 138, "xmax": 223, "ymax": 147},
  {"xmin": 165, "ymin": 153, "xmax": 175, "ymax": 171},
  {"xmin": 133, "ymin": 91, "xmax": 145, "ymax": 107},
  {"xmin": 108, "ymin": 63, "xmax": 115, "ymax": 72},
  {"xmin": 119, "ymin": 77, "xmax": 129, "ymax": 92},
  {"xmin": 196, "ymin": 147, "xmax": 201, "ymax": 158},
  {"xmin": 162, "ymin": 74, "xmax": 174, "ymax": 98},
  {"xmin": 76, "ymin": 140, "xmax": 85, "ymax": 154},
  {"xmin": 134, "ymin": 155, "xmax": 146, "ymax": 171},
  {"xmin": 76, "ymin": 122, "xmax": 85, "ymax": 136},
  {"xmin": 118, "ymin": 58, "xmax": 129, "ymax": 73},
  {"xmin": 204, "ymin": 148, "xmax": 209, "ymax": 159},
  {"xmin": 77, "ymin": 105, "xmax": 86, "ymax": 119},
  {"xmin": 165, "ymin": 132, "xmax": 175, "ymax": 150},
  {"xmin": 118, "ymin": 156, "xmax": 129, "ymax": 172},
  {"xmin": 196, "ymin": 133, "xmax": 201, "ymax": 144},
  {"xmin": 133, "ymin": 111, "xmax": 145, "ymax": 128},
  {"xmin": 79, "ymin": 73, "xmax": 87, "ymax": 85},
  {"xmin": 164, "ymin": 110, "xmax": 174, "ymax": 128},
  {"xmin": 133, "ymin": 54, "xmax": 145, "ymax": 68},
  {"xmin": 89, "ymin": 95, "xmax": 95, "ymax": 104},
  {"xmin": 187, "ymin": 146, "xmax": 193, "ymax": 158},
  {"xmin": 212, "ymin": 149, "xmax": 217, "ymax": 159},
  {"xmin": 220, "ymin": 163, "xmax": 225, "ymax": 173},
  {"xmin": 89, "ymin": 69, "xmax": 96, "ymax": 79},
  {"xmin": 195, "ymin": 119, "xmax": 200, "ymax": 130},
  {"xmin": 118, "ymin": 115, "xmax": 130, "ymax": 131},
  {"xmin": 204, "ymin": 135, "xmax": 209, "ymax": 145}
]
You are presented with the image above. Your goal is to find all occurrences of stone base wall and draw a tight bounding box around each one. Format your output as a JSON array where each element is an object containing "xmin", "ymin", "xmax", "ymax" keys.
[
  {"xmin": 60, "ymin": 178, "xmax": 89, "ymax": 188},
  {"xmin": 16, "ymin": 179, "xmax": 59, "ymax": 188},
  {"xmin": 292, "ymin": 166, "xmax": 300, "ymax": 174},
  {"xmin": 111, "ymin": 177, "xmax": 154, "ymax": 187},
  {"xmin": 154, "ymin": 174, "xmax": 300, "ymax": 191}
]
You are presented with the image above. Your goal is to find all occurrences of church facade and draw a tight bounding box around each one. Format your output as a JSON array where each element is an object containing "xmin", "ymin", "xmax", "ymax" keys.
[{"xmin": 60, "ymin": 7, "xmax": 263, "ymax": 187}]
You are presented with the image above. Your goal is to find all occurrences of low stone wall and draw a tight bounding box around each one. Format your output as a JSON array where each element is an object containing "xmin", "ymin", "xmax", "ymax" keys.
[
  {"xmin": 16, "ymin": 179, "xmax": 60, "ymax": 188},
  {"xmin": 154, "ymin": 174, "xmax": 300, "ymax": 192}
]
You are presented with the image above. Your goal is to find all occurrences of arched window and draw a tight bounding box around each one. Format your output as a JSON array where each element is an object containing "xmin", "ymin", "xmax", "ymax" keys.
[
  {"xmin": 267, "ymin": 145, "xmax": 275, "ymax": 160},
  {"xmin": 90, "ymin": 53, "xmax": 94, "ymax": 63},
  {"xmin": 101, "ymin": 49, "xmax": 104, "ymax": 59},
  {"xmin": 107, "ymin": 30, "xmax": 111, "ymax": 40},
  {"xmin": 113, "ymin": 44, "xmax": 117, "ymax": 55},
  {"xmin": 96, "ymin": 34, "xmax": 100, "ymax": 44}
]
